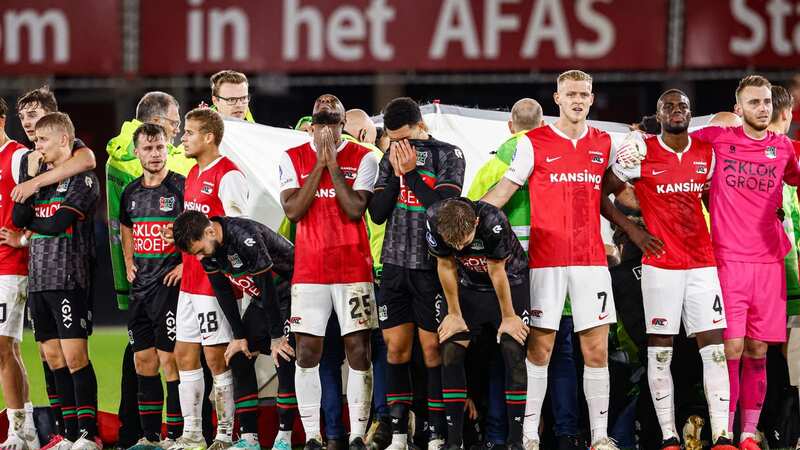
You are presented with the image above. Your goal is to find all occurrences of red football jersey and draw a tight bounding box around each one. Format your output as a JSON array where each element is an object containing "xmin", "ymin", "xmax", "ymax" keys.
[
  {"xmin": 285, "ymin": 141, "xmax": 373, "ymax": 284},
  {"xmin": 0, "ymin": 140, "xmax": 28, "ymax": 276},
  {"xmin": 614, "ymin": 136, "xmax": 716, "ymax": 269},
  {"xmin": 507, "ymin": 125, "xmax": 611, "ymax": 268},
  {"xmin": 181, "ymin": 156, "xmax": 243, "ymax": 295}
]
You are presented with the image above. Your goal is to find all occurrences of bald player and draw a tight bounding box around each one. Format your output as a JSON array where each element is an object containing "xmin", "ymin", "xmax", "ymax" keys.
[{"xmin": 344, "ymin": 109, "xmax": 378, "ymax": 148}]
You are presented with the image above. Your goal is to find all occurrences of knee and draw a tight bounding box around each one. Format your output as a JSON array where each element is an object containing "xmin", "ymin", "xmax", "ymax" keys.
[
  {"xmin": 345, "ymin": 342, "xmax": 370, "ymax": 370},
  {"xmin": 295, "ymin": 343, "xmax": 321, "ymax": 368},
  {"xmin": 386, "ymin": 343, "xmax": 411, "ymax": 364},
  {"xmin": 134, "ymin": 351, "xmax": 160, "ymax": 376},
  {"xmin": 420, "ymin": 340, "xmax": 441, "ymax": 367},
  {"xmin": 581, "ymin": 339, "xmax": 608, "ymax": 367},
  {"xmin": 174, "ymin": 347, "xmax": 198, "ymax": 371},
  {"xmin": 725, "ymin": 340, "xmax": 745, "ymax": 360},
  {"xmin": 204, "ymin": 351, "xmax": 227, "ymax": 374},
  {"xmin": 64, "ymin": 351, "xmax": 88, "ymax": 372},
  {"xmin": 0, "ymin": 340, "xmax": 14, "ymax": 366},
  {"xmin": 159, "ymin": 354, "xmax": 179, "ymax": 380},
  {"xmin": 743, "ymin": 339, "xmax": 768, "ymax": 358},
  {"xmin": 42, "ymin": 345, "xmax": 66, "ymax": 369},
  {"xmin": 440, "ymin": 341, "xmax": 466, "ymax": 368},
  {"xmin": 527, "ymin": 340, "xmax": 553, "ymax": 366}
]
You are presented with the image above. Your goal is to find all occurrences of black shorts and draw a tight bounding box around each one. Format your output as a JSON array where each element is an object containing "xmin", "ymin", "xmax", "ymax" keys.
[
  {"xmin": 448, "ymin": 277, "xmax": 530, "ymax": 342},
  {"xmin": 30, "ymin": 288, "xmax": 90, "ymax": 342},
  {"xmin": 377, "ymin": 263, "xmax": 444, "ymax": 332},
  {"xmin": 128, "ymin": 285, "xmax": 179, "ymax": 353}
]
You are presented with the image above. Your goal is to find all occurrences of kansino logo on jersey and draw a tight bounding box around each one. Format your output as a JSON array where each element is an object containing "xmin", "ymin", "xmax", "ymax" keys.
[
  {"xmin": 185, "ymin": 201, "xmax": 211, "ymax": 214},
  {"xmin": 656, "ymin": 181, "xmax": 705, "ymax": 194},
  {"xmin": 722, "ymin": 159, "xmax": 777, "ymax": 192},
  {"xmin": 548, "ymin": 171, "xmax": 602, "ymax": 185},
  {"xmin": 133, "ymin": 221, "xmax": 174, "ymax": 254},
  {"xmin": 315, "ymin": 188, "xmax": 337, "ymax": 198}
]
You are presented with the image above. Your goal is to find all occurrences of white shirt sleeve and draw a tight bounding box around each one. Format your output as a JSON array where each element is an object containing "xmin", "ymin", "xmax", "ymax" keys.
[
  {"xmin": 278, "ymin": 151, "xmax": 299, "ymax": 192},
  {"xmin": 707, "ymin": 152, "xmax": 716, "ymax": 180},
  {"xmin": 218, "ymin": 170, "xmax": 249, "ymax": 217},
  {"xmin": 352, "ymin": 151, "xmax": 380, "ymax": 192},
  {"xmin": 11, "ymin": 148, "xmax": 28, "ymax": 185},
  {"xmin": 504, "ymin": 135, "xmax": 534, "ymax": 186},
  {"xmin": 611, "ymin": 161, "xmax": 641, "ymax": 182}
]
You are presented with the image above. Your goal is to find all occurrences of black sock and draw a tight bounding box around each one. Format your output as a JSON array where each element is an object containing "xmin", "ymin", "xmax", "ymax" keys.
[
  {"xmin": 500, "ymin": 335, "xmax": 527, "ymax": 445},
  {"xmin": 426, "ymin": 365, "xmax": 445, "ymax": 438},
  {"xmin": 440, "ymin": 342, "xmax": 467, "ymax": 447},
  {"xmin": 53, "ymin": 367, "xmax": 78, "ymax": 441},
  {"xmin": 72, "ymin": 363, "xmax": 98, "ymax": 440},
  {"xmin": 166, "ymin": 380, "xmax": 183, "ymax": 439},
  {"xmin": 229, "ymin": 353, "xmax": 259, "ymax": 435},
  {"xmin": 386, "ymin": 362, "xmax": 412, "ymax": 435},
  {"xmin": 137, "ymin": 374, "xmax": 164, "ymax": 441},
  {"xmin": 43, "ymin": 361, "xmax": 64, "ymax": 436},
  {"xmin": 275, "ymin": 357, "xmax": 297, "ymax": 431}
]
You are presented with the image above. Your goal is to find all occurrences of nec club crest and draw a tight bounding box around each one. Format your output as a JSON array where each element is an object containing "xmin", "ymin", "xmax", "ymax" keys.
[
  {"xmin": 765, "ymin": 146, "xmax": 777, "ymax": 159},
  {"xmin": 227, "ymin": 253, "xmax": 244, "ymax": 269},
  {"xmin": 201, "ymin": 181, "xmax": 214, "ymax": 195},
  {"xmin": 159, "ymin": 196, "xmax": 175, "ymax": 212}
]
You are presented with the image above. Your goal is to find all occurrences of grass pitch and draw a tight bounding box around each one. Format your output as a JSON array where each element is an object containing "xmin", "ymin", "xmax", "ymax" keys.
[{"xmin": 0, "ymin": 327, "xmax": 128, "ymax": 412}]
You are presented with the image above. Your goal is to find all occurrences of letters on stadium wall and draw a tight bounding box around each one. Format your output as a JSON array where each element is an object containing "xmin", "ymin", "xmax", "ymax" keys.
[
  {"xmin": 138, "ymin": 0, "xmax": 669, "ymax": 74},
  {"xmin": 0, "ymin": 0, "xmax": 120, "ymax": 75},
  {"xmin": 684, "ymin": 0, "xmax": 800, "ymax": 68}
]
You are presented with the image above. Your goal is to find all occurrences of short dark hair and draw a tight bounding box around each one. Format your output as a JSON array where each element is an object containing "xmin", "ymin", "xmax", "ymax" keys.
[
  {"xmin": 133, "ymin": 123, "xmax": 167, "ymax": 148},
  {"xmin": 210, "ymin": 70, "xmax": 248, "ymax": 96},
  {"xmin": 136, "ymin": 92, "xmax": 178, "ymax": 122},
  {"xmin": 383, "ymin": 97, "xmax": 423, "ymax": 131},
  {"xmin": 0, "ymin": 98, "xmax": 7, "ymax": 118},
  {"xmin": 435, "ymin": 198, "xmax": 477, "ymax": 248},
  {"xmin": 173, "ymin": 210, "xmax": 211, "ymax": 253},
  {"xmin": 17, "ymin": 86, "xmax": 58, "ymax": 113},
  {"xmin": 185, "ymin": 108, "xmax": 224, "ymax": 146},
  {"xmin": 771, "ymin": 85, "xmax": 794, "ymax": 123}
]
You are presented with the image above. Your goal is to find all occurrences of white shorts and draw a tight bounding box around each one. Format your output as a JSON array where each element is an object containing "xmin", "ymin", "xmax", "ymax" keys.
[
  {"xmin": 176, "ymin": 291, "xmax": 234, "ymax": 346},
  {"xmin": 530, "ymin": 266, "xmax": 616, "ymax": 332},
  {"xmin": 0, "ymin": 275, "xmax": 27, "ymax": 341},
  {"xmin": 641, "ymin": 265, "xmax": 725, "ymax": 336},
  {"xmin": 290, "ymin": 282, "xmax": 376, "ymax": 337}
]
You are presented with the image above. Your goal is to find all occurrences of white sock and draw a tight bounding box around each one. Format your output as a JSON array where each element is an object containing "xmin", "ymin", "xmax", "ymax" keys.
[
  {"xmin": 240, "ymin": 433, "xmax": 259, "ymax": 445},
  {"xmin": 648, "ymin": 347, "xmax": 677, "ymax": 440},
  {"xmin": 23, "ymin": 402, "xmax": 35, "ymax": 432},
  {"xmin": 213, "ymin": 370, "xmax": 235, "ymax": 442},
  {"xmin": 583, "ymin": 366, "xmax": 610, "ymax": 444},
  {"xmin": 391, "ymin": 434, "xmax": 406, "ymax": 446},
  {"xmin": 7, "ymin": 409, "xmax": 25, "ymax": 434},
  {"xmin": 347, "ymin": 366, "xmax": 372, "ymax": 442},
  {"xmin": 178, "ymin": 369, "xmax": 205, "ymax": 435},
  {"xmin": 699, "ymin": 344, "xmax": 731, "ymax": 443},
  {"xmin": 295, "ymin": 363, "xmax": 322, "ymax": 442},
  {"xmin": 523, "ymin": 359, "xmax": 548, "ymax": 442},
  {"xmin": 275, "ymin": 430, "xmax": 292, "ymax": 444},
  {"xmin": 741, "ymin": 431, "xmax": 756, "ymax": 441}
]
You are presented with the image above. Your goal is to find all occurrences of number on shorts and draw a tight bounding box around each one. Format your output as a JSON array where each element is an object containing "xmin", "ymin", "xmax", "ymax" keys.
[
  {"xmin": 0, "ymin": 304, "xmax": 6, "ymax": 324},
  {"xmin": 712, "ymin": 295, "xmax": 723, "ymax": 315},
  {"xmin": 597, "ymin": 292, "xmax": 608, "ymax": 313},
  {"xmin": 198, "ymin": 311, "xmax": 219, "ymax": 334},
  {"xmin": 348, "ymin": 294, "xmax": 372, "ymax": 319}
]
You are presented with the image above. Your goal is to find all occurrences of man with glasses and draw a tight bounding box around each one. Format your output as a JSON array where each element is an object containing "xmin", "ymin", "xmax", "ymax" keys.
[{"xmin": 209, "ymin": 71, "xmax": 254, "ymax": 123}]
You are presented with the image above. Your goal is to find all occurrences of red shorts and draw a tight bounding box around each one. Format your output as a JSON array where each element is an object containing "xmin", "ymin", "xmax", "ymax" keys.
[{"xmin": 717, "ymin": 259, "xmax": 787, "ymax": 342}]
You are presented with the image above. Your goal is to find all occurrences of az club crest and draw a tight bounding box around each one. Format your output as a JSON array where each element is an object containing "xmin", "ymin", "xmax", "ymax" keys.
[{"xmin": 201, "ymin": 181, "xmax": 214, "ymax": 194}]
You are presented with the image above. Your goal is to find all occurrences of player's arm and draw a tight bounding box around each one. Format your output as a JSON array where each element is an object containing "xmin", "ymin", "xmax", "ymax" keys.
[
  {"xmin": 434, "ymin": 254, "xmax": 467, "ymax": 340},
  {"xmin": 12, "ymin": 147, "xmax": 96, "ymax": 203},
  {"xmin": 120, "ymin": 224, "xmax": 136, "ymax": 282},
  {"xmin": 328, "ymin": 150, "xmax": 378, "ymax": 221},
  {"xmin": 783, "ymin": 140, "xmax": 800, "ymax": 187},
  {"xmin": 218, "ymin": 171, "xmax": 249, "ymax": 217},
  {"xmin": 401, "ymin": 143, "xmax": 464, "ymax": 208},
  {"xmin": 486, "ymin": 258, "xmax": 528, "ymax": 345},
  {"xmin": 252, "ymin": 271, "xmax": 285, "ymax": 340},
  {"xmin": 600, "ymin": 168, "xmax": 664, "ymax": 258},
  {"xmin": 367, "ymin": 150, "xmax": 400, "ymax": 225},
  {"xmin": 207, "ymin": 270, "xmax": 248, "ymax": 340},
  {"xmin": 280, "ymin": 152, "xmax": 326, "ymax": 222},
  {"xmin": 482, "ymin": 136, "xmax": 532, "ymax": 208}
]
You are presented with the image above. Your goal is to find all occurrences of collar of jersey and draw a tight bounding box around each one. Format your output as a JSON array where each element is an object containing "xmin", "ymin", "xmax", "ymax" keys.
[
  {"xmin": 656, "ymin": 135, "xmax": 693, "ymax": 156},
  {"xmin": 198, "ymin": 155, "xmax": 225, "ymax": 175},
  {"xmin": 548, "ymin": 123, "xmax": 588, "ymax": 142}
]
